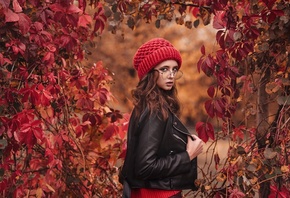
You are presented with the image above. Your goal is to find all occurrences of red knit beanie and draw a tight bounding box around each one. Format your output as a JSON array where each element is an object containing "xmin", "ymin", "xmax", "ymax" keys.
[{"xmin": 133, "ymin": 38, "xmax": 182, "ymax": 80}]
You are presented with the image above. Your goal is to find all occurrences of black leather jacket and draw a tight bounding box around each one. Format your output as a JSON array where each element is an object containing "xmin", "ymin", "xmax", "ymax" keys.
[{"xmin": 119, "ymin": 108, "xmax": 198, "ymax": 190}]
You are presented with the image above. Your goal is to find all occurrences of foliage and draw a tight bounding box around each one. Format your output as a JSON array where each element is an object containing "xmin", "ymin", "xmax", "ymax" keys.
[
  {"xmin": 1, "ymin": 0, "xmax": 290, "ymax": 197},
  {"xmin": 0, "ymin": 0, "xmax": 127, "ymax": 197}
]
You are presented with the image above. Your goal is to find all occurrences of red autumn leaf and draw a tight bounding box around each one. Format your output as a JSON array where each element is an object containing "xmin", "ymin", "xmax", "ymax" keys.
[
  {"xmin": 197, "ymin": 54, "xmax": 215, "ymax": 77},
  {"xmin": 16, "ymin": 120, "xmax": 43, "ymax": 147},
  {"xmin": 233, "ymin": 126, "xmax": 245, "ymax": 141},
  {"xmin": 119, "ymin": 113, "xmax": 130, "ymax": 139},
  {"xmin": 207, "ymin": 86, "xmax": 215, "ymax": 98},
  {"xmin": 78, "ymin": 14, "xmax": 92, "ymax": 27},
  {"xmin": 214, "ymin": 153, "xmax": 220, "ymax": 170},
  {"xmin": 189, "ymin": 7, "xmax": 199, "ymax": 18},
  {"xmin": 93, "ymin": 3, "xmax": 107, "ymax": 34},
  {"xmin": 92, "ymin": 88, "xmax": 109, "ymax": 105},
  {"xmin": 37, "ymin": 84, "xmax": 53, "ymax": 106},
  {"xmin": 195, "ymin": 121, "xmax": 215, "ymax": 143},
  {"xmin": 213, "ymin": 11, "xmax": 226, "ymax": 29},
  {"xmin": 20, "ymin": 84, "xmax": 37, "ymax": 104},
  {"xmin": 5, "ymin": 39, "xmax": 26, "ymax": 55},
  {"xmin": 12, "ymin": 0, "xmax": 22, "ymax": 12},
  {"xmin": 75, "ymin": 121, "xmax": 91, "ymax": 138},
  {"xmin": 106, "ymin": 109, "xmax": 123, "ymax": 123},
  {"xmin": 0, "ymin": 53, "xmax": 12, "ymax": 66},
  {"xmin": 42, "ymin": 51, "xmax": 54, "ymax": 65},
  {"xmin": 49, "ymin": 3, "xmax": 65, "ymax": 12},
  {"xmin": 215, "ymin": 98, "xmax": 226, "ymax": 118},
  {"xmin": 103, "ymin": 124, "xmax": 118, "ymax": 141},
  {"xmin": 18, "ymin": 13, "xmax": 31, "ymax": 34},
  {"xmin": 89, "ymin": 61, "xmax": 114, "ymax": 82},
  {"xmin": 29, "ymin": 23, "xmax": 52, "ymax": 45},
  {"xmin": 83, "ymin": 113, "xmax": 102, "ymax": 126},
  {"xmin": 66, "ymin": 4, "xmax": 82, "ymax": 14},
  {"xmin": 16, "ymin": 109, "xmax": 35, "ymax": 124},
  {"xmin": 29, "ymin": 158, "xmax": 45, "ymax": 170},
  {"xmin": 262, "ymin": 0, "xmax": 276, "ymax": 9},
  {"xmin": 45, "ymin": 148, "xmax": 54, "ymax": 165},
  {"xmin": 118, "ymin": 147, "xmax": 127, "ymax": 159},
  {"xmin": 75, "ymin": 91, "xmax": 94, "ymax": 110},
  {"xmin": 205, "ymin": 99, "xmax": 215, "ymax": 118},
  {"xmin": 216, "ymin": 30, "xmax": 225, "ymax": 49},
  {"xmin": 69, "ymin": 70, "xmax": 87, "ymax": 88},
  {"xmin": 200, "ymin": 45, "xmax": 205, "ymax": 55},
  {"xmin": 269, "ymin": 186, "xmax": 290, "ymax": 198},
  {"xmin": 4, "ymin": 8, "xmax": 19, "ymax": 22}
]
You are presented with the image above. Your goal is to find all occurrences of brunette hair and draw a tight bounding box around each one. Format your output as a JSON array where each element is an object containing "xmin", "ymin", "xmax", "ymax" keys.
[{"xmin": 131, "ymin": 70, "xmax": 180, "ymax": 121}]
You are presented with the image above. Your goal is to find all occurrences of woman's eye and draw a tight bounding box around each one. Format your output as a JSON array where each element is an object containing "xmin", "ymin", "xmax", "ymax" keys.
[
  {"xmin": 173, "ymin": 68, "xmax": 178, "ymax": 72},
  {"xmin": 160, "ymin": 68, "xmax": 168, "ymax": 72}
]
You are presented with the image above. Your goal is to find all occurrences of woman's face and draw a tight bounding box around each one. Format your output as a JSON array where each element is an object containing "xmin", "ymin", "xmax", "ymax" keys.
[{"xmin": 154, "ymin": 60, "xmax": 179, "ymax": 91}]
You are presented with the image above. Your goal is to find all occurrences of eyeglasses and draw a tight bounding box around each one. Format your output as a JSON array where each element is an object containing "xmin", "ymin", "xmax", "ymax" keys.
[{"xmin": 154, "ymin": 68, "xmax": 183, "ymax": 80}]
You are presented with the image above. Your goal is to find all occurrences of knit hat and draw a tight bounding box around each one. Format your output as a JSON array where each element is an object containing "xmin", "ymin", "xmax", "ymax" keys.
[{"xmin": 133, "ymin": 38, "xmax": 182, "ymax": 80}]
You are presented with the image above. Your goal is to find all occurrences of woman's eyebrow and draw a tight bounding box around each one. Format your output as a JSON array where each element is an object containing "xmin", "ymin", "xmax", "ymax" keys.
[{"xmin": 156, "ymin": 65, "xmax": 178, "ymax": 69}]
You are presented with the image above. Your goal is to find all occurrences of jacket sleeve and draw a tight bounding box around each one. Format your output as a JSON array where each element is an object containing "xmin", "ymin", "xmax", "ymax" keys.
[{"xmin": 134, "ymin": 112, "xmax": 192, "ymax": 180}]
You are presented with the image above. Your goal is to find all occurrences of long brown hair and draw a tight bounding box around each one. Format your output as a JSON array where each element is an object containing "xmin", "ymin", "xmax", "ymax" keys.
[{"xmin": 131, "ymin": 70, "xmax": 180, "ymax": 121}]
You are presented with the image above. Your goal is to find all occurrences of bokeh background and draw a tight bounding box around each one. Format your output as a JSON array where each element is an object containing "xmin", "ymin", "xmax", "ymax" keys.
[{"xmin": 84, "ymin": 21, "xmax": 218, "ymax": 129}]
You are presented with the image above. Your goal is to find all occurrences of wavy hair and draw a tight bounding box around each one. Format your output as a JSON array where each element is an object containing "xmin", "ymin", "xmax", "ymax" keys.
[{"xmin": 131, "ymin": 70, "xmax": 180, "ymax": 121}]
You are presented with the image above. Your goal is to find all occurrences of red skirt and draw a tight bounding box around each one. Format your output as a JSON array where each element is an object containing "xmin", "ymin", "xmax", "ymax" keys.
[{"xmin": 131, "ymin": 188, "xmax": 181, "ymax": 198}]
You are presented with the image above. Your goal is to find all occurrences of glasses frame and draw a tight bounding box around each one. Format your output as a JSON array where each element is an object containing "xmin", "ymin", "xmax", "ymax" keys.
[{"xmin": 154, "ymin": 69, "xmax": 183, "ymax": 80}]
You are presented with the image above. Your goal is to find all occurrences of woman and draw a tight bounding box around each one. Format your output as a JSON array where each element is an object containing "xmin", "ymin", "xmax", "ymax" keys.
[{"xmin": 119, "ymin": 38, "xmax": 204, "ymax": 198}]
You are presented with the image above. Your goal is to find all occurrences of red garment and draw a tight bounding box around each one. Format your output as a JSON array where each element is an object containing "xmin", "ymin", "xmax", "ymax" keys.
[{"xmin": 131, "ymin": 188, "xmax": 181, "ymax": 198}]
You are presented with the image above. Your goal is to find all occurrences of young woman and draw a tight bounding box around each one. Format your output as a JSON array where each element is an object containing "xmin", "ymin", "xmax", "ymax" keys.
[{"xmin": 119, "ymin": 38, "xmax": 204, "ymax": 198}]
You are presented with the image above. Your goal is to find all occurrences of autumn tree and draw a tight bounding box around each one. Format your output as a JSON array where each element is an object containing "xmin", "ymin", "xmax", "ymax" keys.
[{"xmin": 1, "ymin": 0, "xmax": 289, "ymax": 197}]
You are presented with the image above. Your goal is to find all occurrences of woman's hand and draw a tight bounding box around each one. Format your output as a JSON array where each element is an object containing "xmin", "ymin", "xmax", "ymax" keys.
[{"xmin": 186, "ymin": 134, "xmax": 204, "ymax": 161}]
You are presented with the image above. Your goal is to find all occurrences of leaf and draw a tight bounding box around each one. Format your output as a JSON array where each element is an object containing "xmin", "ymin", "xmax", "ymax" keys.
[
  {"xmin": 127, "ymin": 17, "xmax": 135, "ymax": 30},
  {"xmin": 277, "ymin": 96, "xmax": 290, "ymax": 105},
  {"xmin": 4, "ymin": 8, "xmax": 19, "ymax": 22},
  {"xmin": 195, "ymin": 121, "xmax": 215, "ymax": 143},
  {"xmin": 78, "ymin": 14, "xmax": 92, "ymax": 27},
  {"xmin": 12, "ymin": 0, "xmax": 22, "ymax": 12},
  {"xmin": 93, "ymin": 3, "xmax": 107, "ymax": 34},
  {"xmin": 233, "ymin": 126, "xmax": 245, "ymax": 141},
  {"xmin": 205, "ymin": 99, "xmax": 215, "ymax": 118},
  {"xmin": 213, "ymin": 11, "xmax": 226, "ymax": 29},
  {"xmin": 93, "ymin": 88, "xmax": 109, "ymax": 105},
  {"xmin": 237, "ymin": 146, "xmax": 246, "ymax": 155},
  {"xmin": 18, "ymin": 13, "xmax": 31, "ymax": 34},
  {"xmin": 264, "ymin": 147, "xmax": 277, "ymax": 159},
  {"xmin": 214, "ymin": 153, "xmax": 220, "ymax": 170},
  {"xmin": 66, "ymin": 4, "xmax": 82, "ymax": 14},
  {"xmin": 49, "ymin": 3, "xmax": 65, "ymax": 12},
  {"xmin": 269, "ymin": 186, "xmax": 290, "ymax": 198},
  {"xmin": 103, "ymin": 124, "xmax": 118, "ymax": 141},
  {"xmin": 106, "ymin": 109, "xmax": 123, "ymax": 123},
  {"xmin": 207, "ymin": 86, "xmax": 215, "ymax": 98},
  {"xmin": 36, "ymin": 188, "xmax": 43, "ymax": 198},
  {"xmin": 200, "ymin": 45, "xmax": 205, "ymax": 55}
]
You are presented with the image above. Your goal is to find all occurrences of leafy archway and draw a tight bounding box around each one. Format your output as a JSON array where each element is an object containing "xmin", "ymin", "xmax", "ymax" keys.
[{"xmin": 0, "ymin": 0, "xmax": 289, "ymax": 197}]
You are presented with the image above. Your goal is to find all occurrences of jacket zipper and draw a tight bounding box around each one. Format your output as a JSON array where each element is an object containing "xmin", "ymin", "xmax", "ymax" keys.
[
  {"xmin": 173, "ymin": 134, "xmax": 186, "ymax": 144},
  {"xmin": 173, "ymin": 124, "xmax": 190, "ymax": 136},
  {"xmin": 173, "ymin": 124, "xmax": 195, "ymax": 141}
]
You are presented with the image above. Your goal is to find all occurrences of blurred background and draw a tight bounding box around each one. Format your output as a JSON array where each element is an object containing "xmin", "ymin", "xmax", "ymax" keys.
[{"xmin": 84, "ymin": 21, "xmax": 218, "ymax": 129}]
